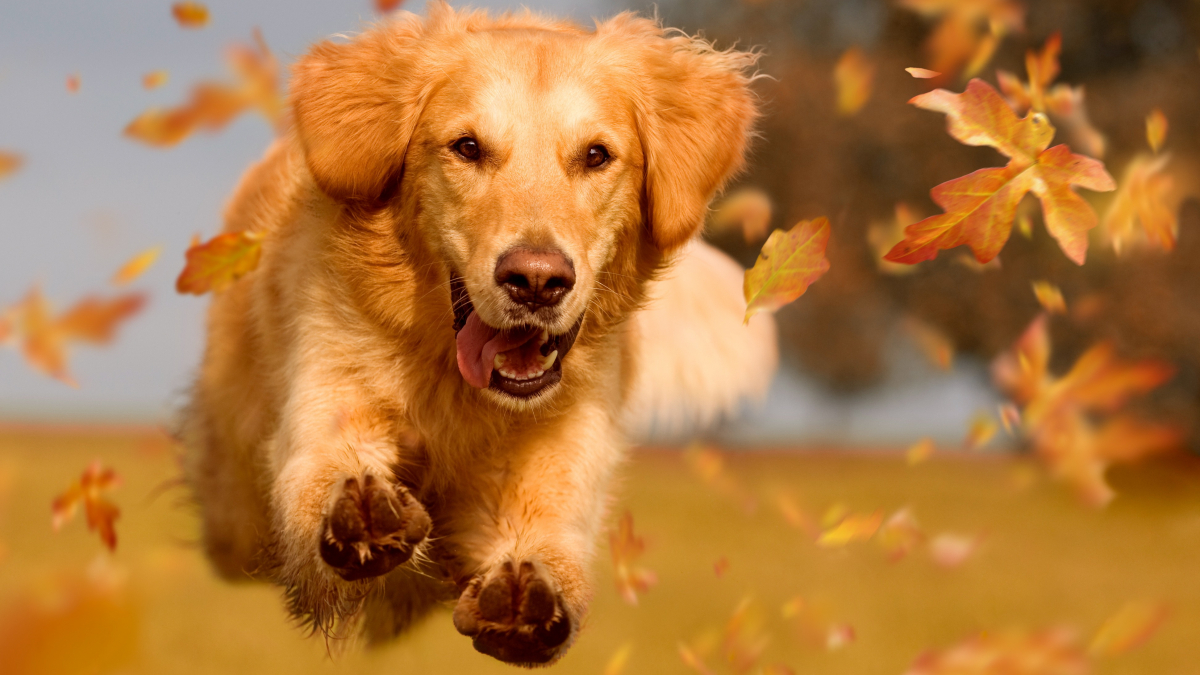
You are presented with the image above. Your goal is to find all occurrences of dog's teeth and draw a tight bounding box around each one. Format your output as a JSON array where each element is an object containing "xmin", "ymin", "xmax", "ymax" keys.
[
  {"xmin": 494, "ymin": 353, "xmax": 507, "ymax": 369},
  {"xmin": 499, "ymin": 367, "xmax": 517, "ymax": 379},
  {"xmin": 531, "ymin": 369, "xmax": 544, "ymax": 378},
  {"xmin": 540, "ymin": 328, "xmax": 549, "ymax": 343},
  {"xmin": 540, "ymin": 350, "xmax": 558, "ymax": 371}
]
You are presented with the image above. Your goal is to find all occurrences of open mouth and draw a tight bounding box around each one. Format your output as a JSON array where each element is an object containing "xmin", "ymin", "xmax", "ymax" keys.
[{"xmin": 451, "ymin": 275, "xmax": 582, "ymax": 399}]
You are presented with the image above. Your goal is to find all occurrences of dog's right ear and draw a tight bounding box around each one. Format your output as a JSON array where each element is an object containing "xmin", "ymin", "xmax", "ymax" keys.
[{"xmin": 290, "ymin": 26, "xmax": 425, "ymax": 202}]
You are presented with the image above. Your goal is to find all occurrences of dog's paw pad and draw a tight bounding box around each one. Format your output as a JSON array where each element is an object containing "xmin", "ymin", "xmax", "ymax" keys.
[
  {"xmin": 318, "ymin": 475, "xmax": 431, "ymax": 581},
  {"xmin": 453, "ymin": 560, "xmax": 572, "ymax": 665}
]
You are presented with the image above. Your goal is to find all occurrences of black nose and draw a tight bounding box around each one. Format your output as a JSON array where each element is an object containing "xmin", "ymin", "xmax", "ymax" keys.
[{"xmin": 494, "ymin": 248, "xmax": 576, "ymax": 310}]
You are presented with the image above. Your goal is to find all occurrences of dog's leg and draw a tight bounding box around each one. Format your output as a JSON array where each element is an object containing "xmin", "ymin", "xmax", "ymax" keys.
[
  {"xmin": 449, "ymin": 402, "xmax": 622, "ymax": 666},
  {"xmin": 269, "ymin": 390, "xmax": 432, "ymax": 633}
]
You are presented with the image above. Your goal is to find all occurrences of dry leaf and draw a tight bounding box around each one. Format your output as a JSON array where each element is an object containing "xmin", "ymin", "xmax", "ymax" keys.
[
  {"xmin": 125, "ymin": 30, "xmax": 281, "ymax": 147},
  {"xmin": 903, "ymin": 316, "xmax": 954, "ymax": 370},
  {"xmin": 51, "ymin": 461, "xmax": 121, "ymax": 551},
  {"xmin": 877, "ymin": 507, "xmax": 925, "ymax": 561},
  {"xmin": 817, "ymin": 510, "xmax": 883, "ymax": 548},
  {"xmin": 998, "ymin": 403, "xmax": 1022, "ymax": 434},
  {"xmin": 610, "ymin": 511, "xmax": 657, "ymax": 605},
  {"xmin": 714, "ymin": 556, "xmax": 731, "ymax": 578},
  {"xmin": 907, "ymin": 67, "xmax": 942, "ymax": 79},
  {"xmin": 176, "ymin": 230, "xmax": 264, "ymax": 294},
  {"xmin": 826, "ymin": 624, "xmax": 856, "ymax": 651},
  {"xmin": 678, "ymin": 642, "xmax": 714, "ymax": 675},
  {"xmin": 834, "ymin": 47, "xmax": 875, "ymax": 116},
  {"xmin": 964, "ymin": 412, "xmax": 998, "ymax": 450},
  {"xmin": 172, "ymin": 1, "xmax": 209, "ymax": 28},
  {"xmin": 112, "ymin": 246, "xmax": 162, "ymax": 286},
  {"xmin": 907, "ymin": 438, "xmax": 936, "ymax": 466},
  {"xmin": 142, "ymin": 70, "xmax": 169, "ymax": 90},
  {"xmin": 906, "ymin": 627, "xmax": 1089, "ymax": 675},
  {"xmin": 900, "ymin": 0, "xmax": 1024, "ymax": 80},
  {"xmin": 929, "ymin": 533, "xmax": 980, "ymax": 568},
  {"xmin": 603, "ymin": 643, "xmax": 633, "ymax": 675},
  {"xmin": 869, "ymin": 203, "xmax": 922, "ymax": 275},
  {"xmin": 1031, "ymin": 281, "xmax": 1066, "ymax": 314},
  {"xmin": 0, "ymin": 151, "xmax": 24, "ymax": 180},
  {"xmin": 1145, "ymin": 108, "xmax": 1167, "ymax": 153},
  {"xmin": 1089, "ymin": 601, "xmax": 1169, "ymax": 656},
  {"xmin": 1102, "ymin": 154, "xmax": 1177, "ymax": 253},
  {"xmin": 886, "ymin": 79, "xmax": 1115, "ymax": 266},
  {"xmin": 711, "ymin": 188, "xmax": 772, "ymax": 244},
  {"xmin": 744, "ymin": 217, "xmax": 831, "ymax": 322}
]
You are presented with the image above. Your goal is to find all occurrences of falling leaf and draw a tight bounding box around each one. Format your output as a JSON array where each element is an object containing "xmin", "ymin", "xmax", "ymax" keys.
[
  {"xmin": 869, "ymin": 203, "xmax": 922, "ymax": 275},
  {"xmin": 610, "ymin": 511, "xmax": 657, "ymax": 605},
  {"xmin": 1089, "ymin": 601, "xmax": 1169, "ymax": 656},
  {"xmin": 1015, "ymin": 212, "xmax": 1033, "ymax": 238},
  {"xmin": 66, "ymin": 73, "xmax": 80, "ymax": 93},
  {"xmin": 902, "ymin": 317, "xmax": 954, "ymax": 370},
  {"xmin": 0, "ymin": 151, "xmax": 24, "ymax": 180},
  {"xmin": 1031, "ymin": 281, "xmax": 1066, "ymax": 314},
  {"xmin": 817, "ymin": 510, "xmax": 883, "ymax": 548},
  {"xmin": 714, "ymin": 556, "xmax": 730, "ymax": 578},
  {"xmin": 678, "ymin": 642, "xmax": 714, "ymax": 675},
  {"xmin": 1102, "ymin": 154, "xmax": 1177, "ymax": 253},
  {"xmin": 376, "ymin": 0, "xmax": 406, "ymax": 12},
  {"xmin": 603, "ymin": 643, "xmax": 633, "ymax": 675},
  {"xmin": 0, "ymin": 560, "xmax": 139, "ymax": 675},
  {"xmin": 172, "ymin": 1, "xmax": 209, "ymax": 28},
  {"xmin": 929, "ymin": 533, "xmax": 980, "ymax": 568},
  {"xmin": 993, "ymin": 316, "xmax": 1178, "ymax": 506},
  {"xmin": 834, "ymin": 47, "xmax": 875, "ymax": 116},
  {"xmin": 964, "ymin": 412, "xmax": 998, "ymax": 450},
  {"xmin": 997, "ymin": 33, "xmax": 1107, "ymax": 159},
  {"xmin": 899, "ymin": 0, "xmax": 1024, "ymax": 79},
  {"xmin": 720, "ymin": 598, "xmax": 771, "ymax": 674},
  {"xmin": 744, "ymin": 217, "xmax": 831, "ymax": 322},
  {"xmin": 711, "ymin": 188, "xmax": 772, "ymax": 243},
  {"xmin": 775, "ymin": 492, "xmax": 817, "ymax": 536},
  {"xmin": 176, "ymin": 230, "xmax": 264, "ymax": 294},
  {"xmin": 51, "ymin": 461, "xmax": 121, "ymax": 551},
  {"xmin": 125, "ymin": 30, "xmax": 281, "ymax": 147},
  {"xmin": 877, "ymin": 507, "xmax": 925, "ymax": 561},
  {"xmin": 998, "ymin": 403, "xmax": 1022, "ymax": 434},
  {"xmin": 1145, "ymin": 109, "xmax": 1167, "ymax": 153},
  {"xmin": 112, "ymin": 246, "xmax": 162, "ymax": 286},
  {"xmin": 4, "ymin": 287, "xmax": 146, "ymax": 385},
  {"xmin": 826, "ymin": 624, "xmax": 856, "ymax": 651},
  {"xmin": 907, "ymin": 67, "xmax": 942, "ymax": 79},
  {"xmin": 142, "ymin": 70, "xmax": 169, "ymax": 90},
  {"xmin": 886, "ymin": 79, "xmax": 1115, "ymax": 266},
  {"xmin": 907, "ymin": 438, "xmax": 936, "ymax": 466},
  {"xmin": 906, "ymin": 627, "xmax": 1089, "ymax": 675}
]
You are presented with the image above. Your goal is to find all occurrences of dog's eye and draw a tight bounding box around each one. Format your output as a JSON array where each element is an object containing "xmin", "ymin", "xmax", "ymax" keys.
[
  {"xmin": 453, "ymin": 137, "xmax": 481, "ymax": 161},
  {"xmin": 585, "ymin": 144, "xmax": 610, "ymax": 168}
]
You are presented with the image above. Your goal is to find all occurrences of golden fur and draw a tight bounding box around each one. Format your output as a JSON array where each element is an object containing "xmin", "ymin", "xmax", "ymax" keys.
[{"xmin": 181, "ymin": 2, "xmax": 770, "ymax": 665}]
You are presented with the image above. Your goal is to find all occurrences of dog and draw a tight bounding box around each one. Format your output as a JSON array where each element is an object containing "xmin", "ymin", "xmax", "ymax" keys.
[{"xmin": 181, "ymin": 2, "xmax": 775, "ymax": 666}]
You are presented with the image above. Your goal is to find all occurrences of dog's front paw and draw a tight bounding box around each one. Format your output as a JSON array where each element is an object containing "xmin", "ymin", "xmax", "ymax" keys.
[
  {"xmin": 318, "ymin": 475, "xmax": 431, "ymax": 581},
  {"xmin": 452, "ymin": 560, "xmax": 572, "ymax": 665}
]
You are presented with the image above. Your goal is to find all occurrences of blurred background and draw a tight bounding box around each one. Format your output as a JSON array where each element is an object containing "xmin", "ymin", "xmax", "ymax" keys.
[{"xmin": 1, "ymin": 1, "xmax": 1198, "ymax": 674}]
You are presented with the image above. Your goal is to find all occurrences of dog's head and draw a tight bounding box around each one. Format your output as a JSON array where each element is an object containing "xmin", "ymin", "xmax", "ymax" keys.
[{"xmin": 290, "ymin": 3, "xmax": 758, "ymax": 407}]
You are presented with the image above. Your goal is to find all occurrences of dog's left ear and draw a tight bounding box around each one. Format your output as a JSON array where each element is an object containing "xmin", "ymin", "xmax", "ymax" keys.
[
  {"xmin": 629, "ymin": 27, "xmax": 760, "ymax": 252},
  {"xmin": 290, "ymin": 21, "xmax": 427, "ymax": 202}
]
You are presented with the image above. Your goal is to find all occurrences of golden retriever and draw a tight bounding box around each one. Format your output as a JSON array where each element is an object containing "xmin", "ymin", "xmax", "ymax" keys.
[{"xmin": 181, "ymin": 1, "xmax": 774, "ymax": 665}]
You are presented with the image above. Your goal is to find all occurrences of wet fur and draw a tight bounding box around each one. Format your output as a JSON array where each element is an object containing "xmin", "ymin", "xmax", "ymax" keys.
[{"xmin": 181, "ymin": 1, "xmax": 767, "ymax": 664}]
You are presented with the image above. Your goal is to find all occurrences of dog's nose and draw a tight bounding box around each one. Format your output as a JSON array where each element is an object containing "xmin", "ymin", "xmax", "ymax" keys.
[{"xmin": 494, "ymin": 248, "xmax": 576, "ymax": 310}]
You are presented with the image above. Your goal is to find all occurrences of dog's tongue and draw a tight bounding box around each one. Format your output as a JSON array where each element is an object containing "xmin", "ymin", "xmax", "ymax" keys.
[{"xmin": 456, "ymin": 313, "xmax": 540, "ymax": 388}]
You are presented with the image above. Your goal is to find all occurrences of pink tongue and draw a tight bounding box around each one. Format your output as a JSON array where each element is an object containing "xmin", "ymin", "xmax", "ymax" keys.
[{"xmin": 455, "ymin": 313, "xmax": 540, "ymax": 388}]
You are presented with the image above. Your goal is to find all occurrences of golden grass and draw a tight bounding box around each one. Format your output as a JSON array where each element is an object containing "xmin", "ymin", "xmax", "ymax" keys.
[{"xmin": 0, "ymin": 429, "xmax": 1197, "ymax": 674}]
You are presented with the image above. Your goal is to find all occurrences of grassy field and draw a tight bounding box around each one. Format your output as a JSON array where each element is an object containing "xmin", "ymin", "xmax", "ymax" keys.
[{"xmin": 0, "ymin": 428, "xmax": 1197, "ymax": 674}]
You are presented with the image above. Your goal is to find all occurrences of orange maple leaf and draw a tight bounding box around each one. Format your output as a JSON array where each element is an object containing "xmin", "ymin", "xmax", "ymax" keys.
[
  {"xmin": 610, "ymin": 511, "xmax": 657, "ymax": 605},
  {"xmin": 906, "ymin": 627, "xmax": 1088, "ymax": 675},
  {"xmin": 376, "ymin": 0, "xmax": 406, "ymax": 12},
  {"xmin": 0, "ymin": 151, "xmax": 23, "ymax": 180},
  {"xmin": 125, "ymin": 30, "xmax": 281, "ymax": 147},
  {"xmin": 744, "ymin": 217, "xmax": 831, "ymax": 322},
  {"xmin": 171, "ymin": 1, "xmax": 209, "ymax": 28},
  {"xmin": 886, "ymin": 79, "xmax": 1114, "ymax": 266},
  {"xmin": 834, "ymin": 47, "xmax": 875, "ymax": 116},
  {"xmin": 176, "ymin": 230, "xmax": 264, "ymax": 294},
  {"xmin": 900, "ymin": 0, "xmax": 1024, "ymax": 80},
  {"xmin": 51, "ymin": 461, "xmax": 122, "ymax": 551},
  {"xmin": 993, "ymin": 315, "xmax": 1178, "ymax": 506},
  {"xmin": 996, "ymin": 32, "xmax": 1106, "ymax": 158},
  {"xmin": 1101, "ymin": 154, "xmax": 1177, "ymax": 253},
  {"xmin": 142, "ymin": 70, "xmax": 169, "ymax": 90},
  {"xmin": 4, "ymin": 287, "xmax": 146, "ymax": 385}
]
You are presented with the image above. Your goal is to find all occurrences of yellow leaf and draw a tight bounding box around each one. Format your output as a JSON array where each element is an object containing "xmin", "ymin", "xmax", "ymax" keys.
[
  {"xmin": 142, "ymin": 70, "xmax": 169, "ymax": 90},
  {"xmin": 603, "ymin": 643, "xmax": 633, "ymax": 675},
  {"xmin": 906, "ymin": 438, "xmax": 935, "ymax": 466},
  {"xmin": 1146, "ymin": 108, "xmax": 1167, "ymax": 153},
  {"xmin": 111, "ymin": 246, "xmax": 162, "ymax": 286},
  {"xmin": 1090, "ymin": 601, "xmax": 1169, "ymax": 656},
  {"xmin": 172, "ymin": 1, "xmax": 209, "ymax": 28},
  {"xmin": 906, "ymin": 67, "xmax": 941, "ymax": 79},
  {"xmin": 175, "ymin": 230, "xmax": 264, "ymax": 295},
  {"xmin": 710, "ymin": 188, "xmax": 772, "ymax": 244},
  {"xmin": 744, "ymin": 218, "xmax": 831, "ymax": 322},
  {"xmin": 1031, "ymin": 280, "xmax": 1066, "ymax": 314},
  {"xmin": 0, "ymin": 151, "xmax": 23, "ymax": 180},
  {"xmin": 817, "ymin": 510, "xmax": 882, "ymax": 548},
  {"xmin": 964, "ymin": 412, "xmax": 997, "ymax": 450},
  {"xmin": 834, "ymin": 47, "xmax": 875, "ymax": 116}
]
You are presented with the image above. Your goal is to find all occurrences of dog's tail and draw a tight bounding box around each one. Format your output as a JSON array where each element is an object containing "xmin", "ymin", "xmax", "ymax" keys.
[{"xmin": 624, "ymin": 240, "xmax": 778, "ymax": 436}]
